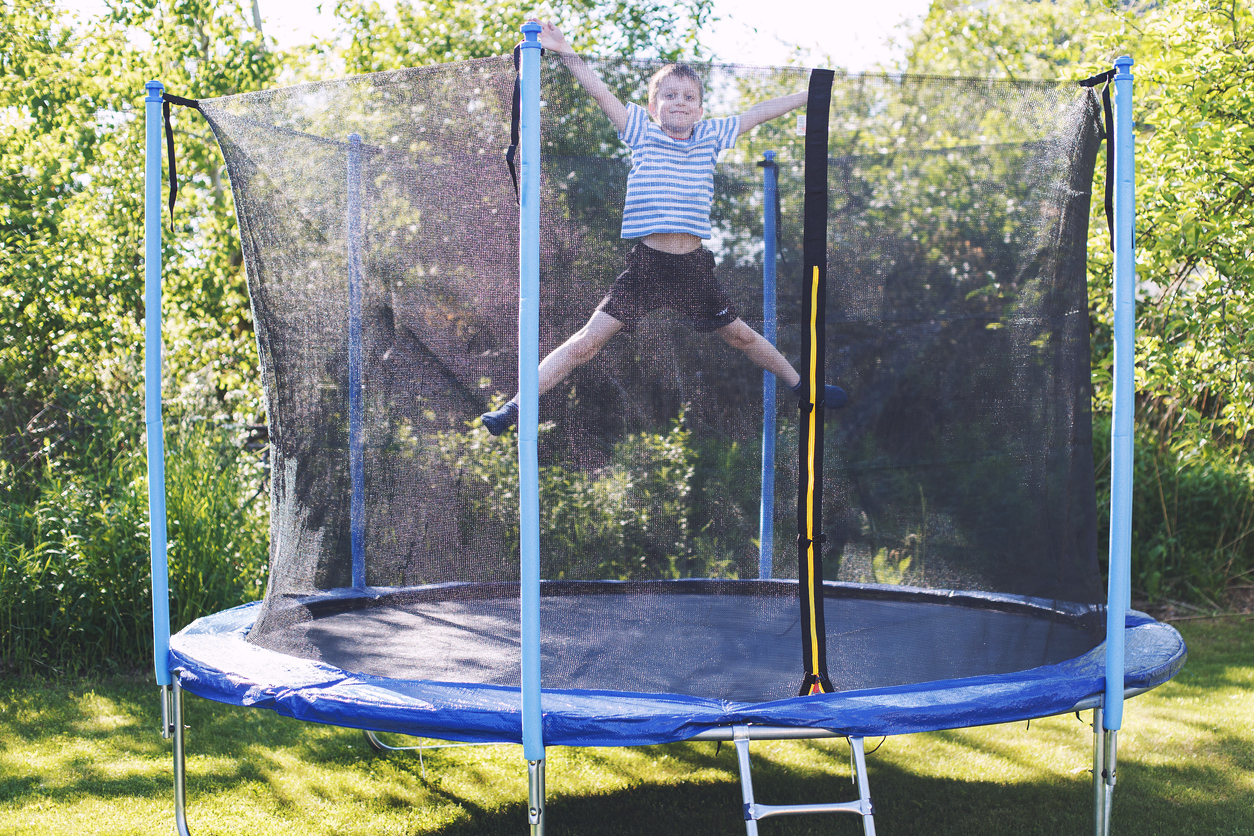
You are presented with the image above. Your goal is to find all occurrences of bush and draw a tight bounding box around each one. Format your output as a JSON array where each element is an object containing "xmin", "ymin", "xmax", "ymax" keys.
[
  {"xmin": 439, "ymin": 408, "xmax": 756, "ymax": 581},
  {"xmin": 0, "ymin": 413, "xmax": 268, "ymax": 674},
  {"xmin": 1094, "ymin": 416, "xmax": 1254, "ymax": 606}
]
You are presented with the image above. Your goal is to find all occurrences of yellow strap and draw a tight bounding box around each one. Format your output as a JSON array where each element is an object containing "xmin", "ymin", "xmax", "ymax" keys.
[{"xmin": 805, "ymin": 265, "xmax": 822, "ymax": 684}]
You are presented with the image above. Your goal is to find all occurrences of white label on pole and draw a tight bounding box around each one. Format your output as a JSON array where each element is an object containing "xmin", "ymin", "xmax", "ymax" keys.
[{"xmin": 796, "ymin": 114, "xmax": 807, "ymax": 135}]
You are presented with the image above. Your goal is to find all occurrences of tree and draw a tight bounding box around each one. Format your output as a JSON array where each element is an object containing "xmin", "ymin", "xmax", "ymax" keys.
[
  {"xmin": 1, "ymin": 0, "xmax": 283, "ymax": 670},
  {"xmin": 900, "ymin": 0, "xmax": 1133, "ymax": 81},
  {"xmin": 327, "ymin": 0, "xmax": 716, "ymax": 75},
  {"xmin": 900, "ymin": 0, "xmax": 1254, "ymax": 604},
  {"xmin": 904, "ymin": 0, "xmax": 1254, "ymax": 450}
]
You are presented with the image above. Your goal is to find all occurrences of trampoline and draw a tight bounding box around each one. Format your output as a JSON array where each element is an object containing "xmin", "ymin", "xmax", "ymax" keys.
[{"xmin": 144, "ymin": 30, "xmax": 1183, "ymax": 836}]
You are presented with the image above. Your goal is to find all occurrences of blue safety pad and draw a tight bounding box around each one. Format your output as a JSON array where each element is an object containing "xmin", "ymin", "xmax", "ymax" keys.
[{"xmin": 170, "ymin": 603, "xmax": 1184, "ymax": 747}]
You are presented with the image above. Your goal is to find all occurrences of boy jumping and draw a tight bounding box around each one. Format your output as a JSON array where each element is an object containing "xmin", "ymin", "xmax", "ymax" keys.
[{"xmin": 481, "ymin": 21, "xmax": 847, "ymax": 435}]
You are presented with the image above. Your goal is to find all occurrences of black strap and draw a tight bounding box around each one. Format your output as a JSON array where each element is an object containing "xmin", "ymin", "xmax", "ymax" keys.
[
  {"xmin": 506, "ymin": 45, "xmax": 523, "ymax": 202},
  {"xmin": 505, "ymin": 43, "xmax": 543, "ymax": 203},
  {"xmin": 796, "ymin": 68, "xmax": 835, "ymax": 698},
  {"xmin": 162, "ymin": 93, "xmax": 201, "ymax": 232},
  {"xmin": 1078, "ymin": 71, "xmax": 1115, "ymax": 251}
]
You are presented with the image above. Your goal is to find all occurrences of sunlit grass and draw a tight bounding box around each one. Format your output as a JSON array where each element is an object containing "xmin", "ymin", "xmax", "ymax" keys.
[{"xmin": 0, "ymin": 619, "xmax": 1250, "ymax": 835}]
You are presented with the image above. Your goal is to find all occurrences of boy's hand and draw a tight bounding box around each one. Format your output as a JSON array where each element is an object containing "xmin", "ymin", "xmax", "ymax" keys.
[
  {"xmin": 529, "ymin": 18, "xmax": 628, "ymax": 131},
  {"xmin": 533, "ymin": 20, "xmax": 574, "ymax": 55}
]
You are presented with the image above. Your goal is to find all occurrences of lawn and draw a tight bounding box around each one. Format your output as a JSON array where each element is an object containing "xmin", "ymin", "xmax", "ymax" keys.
[{"xmin": 0, "ymin": 618, "xmax": 1249, "ymax": 835}]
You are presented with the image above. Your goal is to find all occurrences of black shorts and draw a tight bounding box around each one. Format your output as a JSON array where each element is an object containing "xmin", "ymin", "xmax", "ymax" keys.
[{"xmin": 596, "ymin": 243, "xmax": 739, "ymax": 332}]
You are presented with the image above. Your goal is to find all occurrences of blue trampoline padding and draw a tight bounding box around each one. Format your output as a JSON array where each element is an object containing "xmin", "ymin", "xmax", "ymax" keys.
[{"xmin": 169, "ymin": 603, "xmax": 1185, "ymax": 747}]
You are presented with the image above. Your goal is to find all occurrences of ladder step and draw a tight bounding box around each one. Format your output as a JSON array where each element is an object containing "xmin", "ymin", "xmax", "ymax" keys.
[{"xmin": 749, "ymin": 799, "xmax": 873, "ymax": 821}]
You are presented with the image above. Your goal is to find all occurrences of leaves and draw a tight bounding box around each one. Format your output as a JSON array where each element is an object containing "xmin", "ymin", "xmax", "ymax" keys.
[{"xmin": 905, "ymin": 0, "xmax": 1254, "ymax": 600}]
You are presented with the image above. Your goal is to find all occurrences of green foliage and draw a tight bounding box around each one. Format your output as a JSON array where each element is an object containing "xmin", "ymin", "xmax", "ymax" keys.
[
  {"xmin": 437, "ymin": 408, "xmax": 752, "ymax": 580},
  {"xmin": 1, "ymin": 0, "xmax": 728, "ymax": 670},
  {"xmin": 902, "ymin": 0, "xmax": 1131, "ymax": 81},
  {"xmin": 1093, "ymin": 1, "xmax": 1254, "ymax": 448},
  {"xmin": 162, "ymin": 420, "xmax": 269, "ymax": 630},
  {"xmin": 329, "ymin": 0, "xmax": 716, "ymax": 75},
  {"xmin": 1, "ymin": 0, "xmax": 275, "ymax": 435},
  {"xmin": 904, "ymin": 0, "xmax": 1254, "ymax": 603},
  {"xmin": 0, "ymin": 0, "xmax": 286, "ymax": 673},
  {"xmin": 1094, "ymin": 416, "xmax": 1254, "ymax": 606},
  {"xmin": 0, "ymin": 416, "xmax": 267, "ymax": 674},
  {"xmin": 908, "ymin": 0, "xmax": 1254, "ymax": 447}
]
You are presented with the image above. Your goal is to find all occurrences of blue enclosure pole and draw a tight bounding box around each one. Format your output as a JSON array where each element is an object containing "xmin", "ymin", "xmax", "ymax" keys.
[
  {"xmin": 1100, "ymin": 54, "xmax": 1135, "ymax": 836},
  {"xmin": 758, "ymin": 151, "xmax": 779, "ymax": 579},
  {"xmin": 517, "ymin": 21, "xmax": 546, "ymax": 835},
  {"xmin": 144, "ymin": 80, "xmax": 172, "ymax": 691},
  {"xmin": 1105, "ymin": 55, "xmax": 1135, "ymax": 732},
  {"xmin": 347, "ymin": 134, "xmax": 366, "ymax": 590}
]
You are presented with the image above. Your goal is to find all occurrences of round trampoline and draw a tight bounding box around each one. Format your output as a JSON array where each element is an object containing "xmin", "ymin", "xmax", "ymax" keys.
[
  {"xmin": 145, "ymin": 36, "xmax": 1182, "ymax": 836},
  {"xmin": 172, "ymin": 581, "xmax": 1184, "ymax": 748}
]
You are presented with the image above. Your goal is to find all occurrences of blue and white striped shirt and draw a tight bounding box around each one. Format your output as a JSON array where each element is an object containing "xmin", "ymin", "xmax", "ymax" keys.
[{"xmin": 618, "ymin": 103, "xmax": 740, "ymax": 240}]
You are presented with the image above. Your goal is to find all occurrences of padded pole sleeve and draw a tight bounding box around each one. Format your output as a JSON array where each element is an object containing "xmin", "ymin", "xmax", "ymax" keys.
[
  {"xmin": 797, "ymin": 69, "xmax": 835, "ymax": 697},
  {"xmin": 518, "ymin": 21, "xmax": 545, "ymax": 762},
  {"xmin": 1105, "ymin": 55, "xmax": 1136, "ymax": 732},
  {"xmin": 145, "ymin": 79, "xmax": 173, "ymax": 688}
]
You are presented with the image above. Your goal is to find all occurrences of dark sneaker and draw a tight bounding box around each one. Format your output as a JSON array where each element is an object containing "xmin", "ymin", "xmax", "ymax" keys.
[
  {"xmin": 822, "ymin": 384, "xmax": 848, "ymax": 409},
  {"xmin": 480, "ymin": 401, "xmax": 519, "ymax": 436},
  {"xmin": 792, "ymin": 380, "xmax": 849, "ymax": 409}
]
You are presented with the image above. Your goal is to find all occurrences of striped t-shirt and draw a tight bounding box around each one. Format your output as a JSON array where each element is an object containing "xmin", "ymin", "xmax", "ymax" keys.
[{"xmin": 618, "ymin": 102, "xmax": 740, "ymax": 240}]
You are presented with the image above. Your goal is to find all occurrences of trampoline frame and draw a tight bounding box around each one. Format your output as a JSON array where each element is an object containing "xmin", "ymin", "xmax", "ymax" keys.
[{"xmin": 143, "ymin": 36, "xmax": 1143, "ymax": 836}]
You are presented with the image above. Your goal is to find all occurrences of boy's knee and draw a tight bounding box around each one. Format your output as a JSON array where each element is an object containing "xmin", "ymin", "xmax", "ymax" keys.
[
  {"xmin": 567, "ymin": 332, "xmax": 605, "ymax": 365},
  {"xmin": 719, "ymin": 326, "xmax": 755, "ymax": 351}
]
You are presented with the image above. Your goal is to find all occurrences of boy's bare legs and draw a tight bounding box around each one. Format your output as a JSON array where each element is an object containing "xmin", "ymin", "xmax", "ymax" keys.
[
  {"xmin": 536, "ymin": 311, "xmax": 624, "ymax": 396},
  {"xmin": 717, "ymin": 318, "xmax": 848, "ymax": 408},
  {"xmin": 716, "ymin": 318, "xmax": 800, "ymax": 387},
  {"xmin": 482, "ymin": 314, "xmax": 847, "ymax": 435},
  {"xmin": 480, "ymin": 311, "xmax": 623, "ymax": 435}
]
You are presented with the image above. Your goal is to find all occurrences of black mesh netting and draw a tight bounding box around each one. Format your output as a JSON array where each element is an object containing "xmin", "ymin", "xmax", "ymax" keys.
[{"xmin": 198, "ymin": 56, "xmax": 1106, "ymax": 701}]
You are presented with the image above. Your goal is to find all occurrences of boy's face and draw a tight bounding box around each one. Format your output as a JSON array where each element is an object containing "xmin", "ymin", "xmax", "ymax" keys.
[{"xmin": 648, "ymin": 75, "xmax": 704, "ymax": 139}]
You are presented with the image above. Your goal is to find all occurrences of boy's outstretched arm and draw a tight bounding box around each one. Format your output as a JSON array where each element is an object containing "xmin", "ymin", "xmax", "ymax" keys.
[
  {"xmin": 738, "ymin": 91, "xmax": 808, "ymax": 135},
  {"xmin": 534, "ymin": 20, "xmax": 629, "ymax": 132}
]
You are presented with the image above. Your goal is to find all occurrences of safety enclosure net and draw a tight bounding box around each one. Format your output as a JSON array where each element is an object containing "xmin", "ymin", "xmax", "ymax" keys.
[{"xmin": 196, "ymin": 55, "xmax": 1106, "ymax": 704}]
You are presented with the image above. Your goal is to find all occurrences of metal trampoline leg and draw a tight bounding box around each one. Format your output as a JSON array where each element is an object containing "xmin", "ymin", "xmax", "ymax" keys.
[
  {"xmin": 849, "ymin": 737, "xmax": 877, "ymax": 836},
  {"xmin": 1102, "ymin": 730, "xmax": 1118, "ymax": 836},
  {"xmin": 528, "ymin": 758, "xmax": 545, "ymax": 836},
  {"xmin": 1093, "ymin": 708, "xmax": 1106, "ymax": 836},
  {"xmin": 1092, "ymin": 710, "xmax": 1118, "ymax": 836},
  {"xmin": 733, "ymin": 726, "xmax": 760, "ymax": 836},
  {"xmin": 172, "ymin": 680, "xmax": 193, "ymax": 836}
]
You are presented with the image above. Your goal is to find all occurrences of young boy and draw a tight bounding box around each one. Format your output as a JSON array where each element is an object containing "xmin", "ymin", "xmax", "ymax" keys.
[{"xmin": 481, "ymin": 20, "xmax": 847, "ymax": 435}]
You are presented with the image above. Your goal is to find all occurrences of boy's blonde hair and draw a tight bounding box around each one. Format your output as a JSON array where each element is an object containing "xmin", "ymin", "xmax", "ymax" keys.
[{"xmin": 647, "ymin": 64, "xmax": 704, "ymax": 107}]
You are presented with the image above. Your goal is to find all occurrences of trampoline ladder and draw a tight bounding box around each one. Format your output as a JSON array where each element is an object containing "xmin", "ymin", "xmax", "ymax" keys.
[{"xmin": 732, "ymin": 725, "xmax": 876, "ymax": 836}]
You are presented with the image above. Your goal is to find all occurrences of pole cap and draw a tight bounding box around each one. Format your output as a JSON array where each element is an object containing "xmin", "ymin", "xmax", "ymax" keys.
[
  {"xmin": 764, "ymin": 150, "xmax": 777, "ymax": 161},
  {"xmin": 145, "ymin": 80, "xmax": 164, "ymax": 102},
  {"xmin": 1114, "ymin": 56, "xmax": 1134, "ymax": 79},
  {"xmin": 521, "ymin": 21, "xmax": 542, "ymax": 45}
]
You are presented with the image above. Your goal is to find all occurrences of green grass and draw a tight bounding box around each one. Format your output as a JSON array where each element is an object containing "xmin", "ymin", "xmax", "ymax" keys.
[{"xmin": 0, "ymin": 619, "xmax": 1250, "ymax": 835}]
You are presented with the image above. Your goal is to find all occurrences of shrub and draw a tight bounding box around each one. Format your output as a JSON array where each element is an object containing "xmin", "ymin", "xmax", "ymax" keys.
[
  {"xmin": 0, "ymin": 413, "xmax": 268, "ymax": 674},
  {"xmin": 439, "ymin": 408, "xmax": 759, "ymax": 581},
  {"xmin": 1094, "ymin": 416, "xmax": 1254, "ymax": 606}
]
